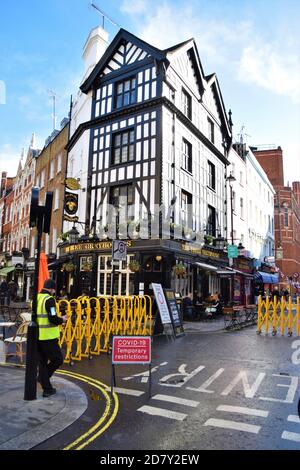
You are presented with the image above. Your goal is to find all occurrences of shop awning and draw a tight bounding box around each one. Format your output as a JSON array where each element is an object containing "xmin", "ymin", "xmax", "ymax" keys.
[
  {"xmin": 0, "ymin": 266, "xmax": 15, "ymax": 276},
  {"xmin": 48, "ymin": 259, "xmax": 65, "ymax": 270},
  {"xmin": 216, "ymin": 269, "xmax": 235, "ymax": 275},
  {"xmin": 254, "ymin": 271, "xmax": 279, "ymax": 284},
  {"xmin": 195, "ymin": 262, "xmax": 218, "ymax": 272},
  {"xmin": 234, "ymin": 269, "xmax": 253, "ymax": 278}
]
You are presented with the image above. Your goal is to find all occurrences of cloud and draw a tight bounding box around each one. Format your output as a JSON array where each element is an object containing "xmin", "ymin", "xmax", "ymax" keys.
[
  {"xmin": 0, "ymin": 143, "xmax": 22, "ymax": 176},
  {"xmin": 122, "ymin": 1, "xmax": 300, "ymax": 103},
  {"xmin": 238, "ymin": 45, "xmax": 300, "ymax": 104},
  {"xmin": 124, "ymin": 2, "xmax": 252, "ymax": 67},
  {"xmin": 121, "ymin": 0, "xmax": 148, "ymax": 15}
]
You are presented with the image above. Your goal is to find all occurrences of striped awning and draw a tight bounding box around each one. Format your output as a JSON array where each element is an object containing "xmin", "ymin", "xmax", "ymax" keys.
[{"xmin": 254, "ymin": 271, "xmax": 279, "ymax": 284}]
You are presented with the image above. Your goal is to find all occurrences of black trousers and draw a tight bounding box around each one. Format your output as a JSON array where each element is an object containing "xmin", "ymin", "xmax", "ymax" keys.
[{"xmin": 37, "ymin": 338, "xmax": 63, "ymax": 391}]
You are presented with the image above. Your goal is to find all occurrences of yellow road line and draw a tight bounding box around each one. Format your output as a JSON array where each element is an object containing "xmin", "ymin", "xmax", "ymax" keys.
[
  {"xmin": 0, "ymin": 363, "xmax": 119, "ymax": 450},
  {"xmin": 55, "ymin": 370, "xmax": 119, "ymax": 450}
]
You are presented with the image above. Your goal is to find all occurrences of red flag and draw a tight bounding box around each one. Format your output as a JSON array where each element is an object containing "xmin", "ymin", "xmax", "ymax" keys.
[{"xmin": 38, "ymin": 252, "xmax": 50, "ymax": 293}]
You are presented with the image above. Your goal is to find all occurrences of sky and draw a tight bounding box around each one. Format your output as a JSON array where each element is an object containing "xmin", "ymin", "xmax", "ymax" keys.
[{"xmin": 0, "ymin": 0, "xmax": 299, "ymax": 185}]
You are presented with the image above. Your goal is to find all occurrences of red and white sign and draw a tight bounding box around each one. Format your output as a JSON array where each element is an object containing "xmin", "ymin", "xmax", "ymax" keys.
[{"xmin": 112, "ymin": 336, "xmax": 151, "ymax": 364}]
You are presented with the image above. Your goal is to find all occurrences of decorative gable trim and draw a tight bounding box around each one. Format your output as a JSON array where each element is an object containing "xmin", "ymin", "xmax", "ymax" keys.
[
  {"xmin": 81, "ymin": 29, "xmax": 166, "ymax": 94},
  {"xmin": 206, "ymin": 74, "xmax": 232, "ymax": 145}
]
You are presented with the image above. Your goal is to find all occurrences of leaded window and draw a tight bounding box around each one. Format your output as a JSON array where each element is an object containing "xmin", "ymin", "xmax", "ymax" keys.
[
  {"xmin": 112, "ymin": 129, "xmax": 135, "ymax": 165},
  {"xmin": 182, "ymin": 139, "xmax": 192, "ymax": 173},
  {"xmin": 182, "ymin": 88, "xmax": 192, "ymax": 120},
  {"xmin": 115, "ymin": 77, "xmax": 136, "ymax": 109}
]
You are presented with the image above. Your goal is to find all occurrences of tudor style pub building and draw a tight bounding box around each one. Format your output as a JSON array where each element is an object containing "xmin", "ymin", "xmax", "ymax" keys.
[{"xmin": 61, "ymin": 27, "xmax": 235, "ymax": 301}]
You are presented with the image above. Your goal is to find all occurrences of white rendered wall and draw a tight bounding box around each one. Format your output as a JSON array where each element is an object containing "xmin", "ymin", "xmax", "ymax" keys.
[{"xmin": 227, "ymin": 146, "xmax": 275, "ymax": 261}]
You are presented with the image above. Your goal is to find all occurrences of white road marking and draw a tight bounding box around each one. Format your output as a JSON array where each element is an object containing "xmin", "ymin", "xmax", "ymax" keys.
[
  {"xmin": 282, "ymin": 431, "xmax": 300, "ymax": 443},
  {"xmin": 113, "ymin": 387, "xmax": 144, "ymax": 396},
  {"xmin": 159, "ymin": 364, "xmax": 205, "ymax": 388},
  {"xmin": 217, "ymin": 405, "xmax": 269, "ymax": 417},
  {"xmin": 221, "ymin": 371, "xmax": 266, "ymax": 398},
  {"xmin": 152, "ymin": 394, "xmax": 199, "ymax": 407},
  {"xmin": 204, "ymin": 418, "xmax": 261, "ymax": 434},
  {"xmin": 138, "ymin": 405, "xmax": 187, "ymax": 421},
  {"xmin": 287, "ymin": 415, "xmax": 300, "ymax": 423},
  {"xmin": 187, "ymin": 368, "xmax": 225, "ymax": 394}
]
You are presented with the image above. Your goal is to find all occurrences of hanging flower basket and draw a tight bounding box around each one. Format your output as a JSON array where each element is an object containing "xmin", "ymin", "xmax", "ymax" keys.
[
  {"xmin": 81, "ymin": 262, "xmax": 92, "ymax": 272},
  {"xmin": 129, "ymin": 260, "xmax": 140, "ymax": 273},
  {"xmin": 172, "ymin": 262, "xmax": 187, "ymax": 277},
  {"xmin": 63, "ymin": 262, "xmax": 76, "ymax": 273}
]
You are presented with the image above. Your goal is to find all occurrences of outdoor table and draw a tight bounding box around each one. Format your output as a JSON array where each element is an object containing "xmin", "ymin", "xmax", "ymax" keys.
[{"xmin": 0, "ymin": 322, "xmax": 15, "ymax": 340}]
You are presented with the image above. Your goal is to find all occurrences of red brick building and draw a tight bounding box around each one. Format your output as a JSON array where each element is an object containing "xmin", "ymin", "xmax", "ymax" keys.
[
  {"xmin": 252, "ymin": 146, "xmax": 300, "ymax": 292},
  {"xmin": 10, "ymin": 136, "xmax": 40, "ymax": 297},
  {"xmin": 0, "ymin": 172, "xmax": 15, "ymax": 270}
]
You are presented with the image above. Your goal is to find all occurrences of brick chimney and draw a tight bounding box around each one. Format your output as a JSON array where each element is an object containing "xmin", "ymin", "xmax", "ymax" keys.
[
  {"xmin": 292, "ymin": 181, "xmax": 300, "ymax": 205},
  {"xmin": 0, "ymin": 172, "xmax": 7, "ymax": 198},
  {"xmin": 252, "ymin": 146, "xmax": 284, "ymax": 189}
]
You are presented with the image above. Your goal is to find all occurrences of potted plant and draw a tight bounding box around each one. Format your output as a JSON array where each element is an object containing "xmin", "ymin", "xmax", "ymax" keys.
[
  {"xmin": 128, "ymin": 259, "xmax": 140, "ymax": 273},
  {"xmin": 172, "ymin": 262, "xmax": 187, "ymax": 277},
  {"xmin": 63, "ymin": 262, "xmax": 76, "ymax": 273},
  {"xmin": 204, "ymin": 234, "xmax": 214, "ymax": 245},
  {"xmin": 81, "ymin": 261, "xmax": 92, "ymax": 272}
]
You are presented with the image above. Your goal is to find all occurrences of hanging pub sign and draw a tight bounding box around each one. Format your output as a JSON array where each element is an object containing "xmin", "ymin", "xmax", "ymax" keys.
[
  {"xmin": 64, "ymin": 192, "xmax": 78, "ymax": 215},
  {"xmin": 63, "ymin": 214, "xmax": 79, "ymax": 223},
  {"xmin": 65, "ymin": 177, "xmax": 81, "ymax": 191}
]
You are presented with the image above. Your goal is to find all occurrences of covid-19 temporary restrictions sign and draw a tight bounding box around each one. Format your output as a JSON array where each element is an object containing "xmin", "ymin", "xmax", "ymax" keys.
[
  {"xmin": 112, "ymin": 336, "xmax": 151, "ymax": 364},
  {"xmin": 111, "ymin": 336, "xmax": 152, "ymax": 397}
]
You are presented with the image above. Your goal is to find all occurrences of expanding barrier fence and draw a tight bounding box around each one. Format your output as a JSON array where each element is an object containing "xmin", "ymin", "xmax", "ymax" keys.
[
  {"xmin": 57, "ymin": 295, "xmax": 152, "ymax": 364},
  {"xmin": 257, "ymin": 296, "xmax": 300, "ymax": 336}
]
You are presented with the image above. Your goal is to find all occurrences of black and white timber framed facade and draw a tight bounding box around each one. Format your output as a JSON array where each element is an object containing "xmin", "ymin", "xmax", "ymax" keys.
[{"xmin": 61, "ymin": 28, "xmax": 235, "ymax": 301}]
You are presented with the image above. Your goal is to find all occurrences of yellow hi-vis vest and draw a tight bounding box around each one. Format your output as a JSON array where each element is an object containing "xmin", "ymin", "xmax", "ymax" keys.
[{"xmin": 36, "ymin": 293, "xmax": 60, "ymax": 341}]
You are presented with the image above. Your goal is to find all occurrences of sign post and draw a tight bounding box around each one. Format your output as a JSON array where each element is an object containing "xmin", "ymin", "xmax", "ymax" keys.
[
  {"xmin": 227, "ymin": 245, "xmax": 238, "ymax": 258},
  {"xmin": 152, "ymin": 283, "xmax": 174, "ymax": 340},
  {"xmin": 24, "ymin": 188, "xmax": 53, "ymax": 401},
  {"xmin": 111, "ymin": 336, "xmax": 152, "ymax": 397},
  {"xmin": 164, "ymin": 289, "xmax": 185, "ymax": 337},
  {"xmin": 111, "ymin": 240, "xmax": 127, "ymax": 295}
]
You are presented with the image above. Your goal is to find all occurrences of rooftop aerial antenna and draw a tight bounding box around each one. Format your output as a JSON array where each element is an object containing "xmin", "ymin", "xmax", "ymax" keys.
[
  {"xmin": 48, "ymin": 89, "xmax": 58, "ymax": 130},
  {"xmin": 90, "ymin": 1, "xmax": 121, "ymax": 29},
  {"xmin": 237, "ymin": 125, "xmax": 251, "ymax": 144}
]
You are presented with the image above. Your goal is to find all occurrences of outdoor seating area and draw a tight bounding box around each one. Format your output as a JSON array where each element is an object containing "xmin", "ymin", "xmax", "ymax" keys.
[
  {"xmin": 0, "ymin": 305, "xmax": 31, "ymax": 362},
  {"xmin": 223, "ymin": 304, "xmax": 257, "ymax": 330}
]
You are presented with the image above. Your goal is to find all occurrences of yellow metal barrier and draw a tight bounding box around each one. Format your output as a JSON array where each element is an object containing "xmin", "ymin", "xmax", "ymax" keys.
[
  {"xmin": 257, "ymin": 296, "xmax": 300, "ymax": 336},
  {"xmin": 57, "ymin": 295, "xmax": 152, "ymax": 364}
]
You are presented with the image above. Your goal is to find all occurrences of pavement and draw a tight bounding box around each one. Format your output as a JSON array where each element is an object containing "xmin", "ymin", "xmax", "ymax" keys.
[
  {"xmin": 0, "ymin": 364, "xmax": 88, "ymax": 450},
  {"xmin": 0, "ymin": 317, "xmax": 225, "ymax": 450}
]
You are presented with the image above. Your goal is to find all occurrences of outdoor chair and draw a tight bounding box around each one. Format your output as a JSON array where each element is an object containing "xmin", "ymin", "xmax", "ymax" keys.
[
  {"xmin": 19, "ymin": 312, "xmax": 32, "ymax": 322},
  {"xmin": 4, "ymin": 321, "xmax": 29, "ymax": 363}
]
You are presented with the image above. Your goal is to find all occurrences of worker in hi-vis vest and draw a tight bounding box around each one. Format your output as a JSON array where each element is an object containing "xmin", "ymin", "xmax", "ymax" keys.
[{"xmin": 36, "ymin": 279, "xmax": 67, "ymax": 397}]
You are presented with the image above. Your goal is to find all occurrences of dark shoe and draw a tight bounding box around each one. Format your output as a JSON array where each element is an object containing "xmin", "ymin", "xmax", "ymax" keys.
[{"xmin": 43, "ymin": 388, "xmax": 56, "ymax": 398}]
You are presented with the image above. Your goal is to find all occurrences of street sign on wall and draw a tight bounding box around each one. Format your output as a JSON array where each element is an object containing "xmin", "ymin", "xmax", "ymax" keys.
[
  {"xmin": 112, "ymin": 240, "xmax": 127, "ymax": 261},
  {"xmin": 227, "ymin": 245, "xmax": 238, "ymax": 258}
]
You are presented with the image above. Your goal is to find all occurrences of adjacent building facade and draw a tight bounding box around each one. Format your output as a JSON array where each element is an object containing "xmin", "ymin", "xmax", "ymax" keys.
[
  {"xmin": 27, "ymin": 120, "xmax": 69, "ymax": 299},
  {"xmin": 227, "ymin": 143, "xmax": 276, "ymax": 303},
  {"xmin": 253, "ymin": 146, "xmax": 300, "ymax": 293}
]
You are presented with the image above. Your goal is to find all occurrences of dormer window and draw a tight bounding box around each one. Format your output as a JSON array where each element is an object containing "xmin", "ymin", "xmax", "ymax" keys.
[
  {"xmin": 115, "ymin": 77, "xmax": 136, "ymax": 109},
  {"xmin": 182, "ymin": 88, "xmax": 192, "ymax": 120},
  {"xmin": 208, "ymin": 117, "xmax": 215, "ymax": 144}
]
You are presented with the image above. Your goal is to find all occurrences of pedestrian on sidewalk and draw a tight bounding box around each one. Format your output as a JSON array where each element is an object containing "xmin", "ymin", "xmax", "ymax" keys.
[
  {"xmin": 0, "ymin": 280, "xmax": 9, "ymax": 306},
  {"xmin": 36, "ymin": 279, "xmax": 67, "ymax": 397}
]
